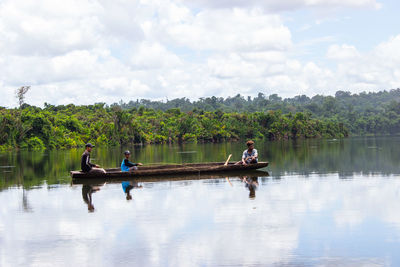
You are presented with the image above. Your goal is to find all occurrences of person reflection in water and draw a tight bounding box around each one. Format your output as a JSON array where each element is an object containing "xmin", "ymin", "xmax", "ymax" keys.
[
  {"xmin": 82, "ymin": 184, "xmax": 101, "ymax": 212},
  {"xmin": 242, "ymin": 176, "xmax": 259, "ymax": 199},
  {"xmin": 122, "ymin": 180, "xmax": 142, "ymax": 200}
]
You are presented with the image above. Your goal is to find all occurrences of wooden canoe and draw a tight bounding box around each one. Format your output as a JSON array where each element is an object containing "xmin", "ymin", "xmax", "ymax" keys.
[{"xmin": 70, "ymin": 161, "xmax": 269, "ymax": 179}]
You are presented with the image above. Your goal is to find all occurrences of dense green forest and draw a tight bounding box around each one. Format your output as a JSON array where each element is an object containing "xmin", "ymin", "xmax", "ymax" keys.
[
  {"xmin": 0, "ymin": 100, "xmax": 347, "ymax": 150},
  {"xmin": 120, "ymin": 89, "xmax": 400, "ymax": 135},
  {"xmin": 2, "ymin": 88, "xmax": 400, "ymax": 150}
]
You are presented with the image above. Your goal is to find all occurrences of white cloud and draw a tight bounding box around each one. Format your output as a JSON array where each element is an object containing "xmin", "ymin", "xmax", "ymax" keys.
[
  {"xmin": 374, "ymin": 35, "xmax": 400, "ymax": 65},
  {"xmin": 131, "ymin": 42, "xmax": 182, "ymax": 69},
  {"xmin": 326, "ymin": 35, "xmax": 400, "ymax": 91},
  {"xmin": 0, "ymin": 0, "xmax": 396, "ymax": 107},
  {"xmin": 179, "ymin": 0, "xmax": 382, "ymax": 12},
  {"xmin": 163, "ymin": 8, "xmax": 292, "ymax": 52},
  {"xmin": 0, "ymin": 0, "xmax": 103, "ymax": 57},
  {"xmin": 327, "ymin": 44, "xmax": 360, "ymax": 60}
]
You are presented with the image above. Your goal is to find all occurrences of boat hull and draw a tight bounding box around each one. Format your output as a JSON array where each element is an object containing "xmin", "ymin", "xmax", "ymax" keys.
[{"xmin": 70, "ymin": 162, "xmax": 268, "ymax": 179}]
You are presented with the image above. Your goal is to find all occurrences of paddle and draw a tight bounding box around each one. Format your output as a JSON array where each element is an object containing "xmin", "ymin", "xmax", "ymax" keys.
[
  {"xmin": 224, "ymin": 154, "xmax": 233, "ymax": 186},
  {"xmin": 224, "ymin": 154, "xmax": 232, "ymax": 166}
]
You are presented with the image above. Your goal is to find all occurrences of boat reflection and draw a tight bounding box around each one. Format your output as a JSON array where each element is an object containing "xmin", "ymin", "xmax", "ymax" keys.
[
  {"xmin": 74, "ymin": 170, "xmax": 269, "ymax": 209},
  {"xmin": 73, "ymin": 170, "xmax": 268, "ymax": 185}
]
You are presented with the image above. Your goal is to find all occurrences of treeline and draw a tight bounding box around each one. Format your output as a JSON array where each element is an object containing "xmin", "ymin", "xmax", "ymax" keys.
[
  {"xmin": 0, "ymin": 104, "xmax": 348, "ymax": 150},
  {"xmin": 118, "ymin": 89, "xmax": 400, "ymax": 135}
]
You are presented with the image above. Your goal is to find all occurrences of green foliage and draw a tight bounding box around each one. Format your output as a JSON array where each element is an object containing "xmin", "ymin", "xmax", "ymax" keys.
[
  {"xmin": 96, "ymin": 134, "xmax": 109, "ymax": 146},
  {"xmin": 26, "ymin": 137, "xmax": 45, "ymax": 150},
  {"xmin": 183, "ymin": 133, "xmax": 197, "ymax": 143},
  {"xmin": 0, "ymin": 144, "xmax": 11, "ymax": 151},
  {"xmin": 8, "ymin": 90, "xmax": 395, "ymax": 149},
  {"xmin": 117, "ymin": 89, "xmax": 400, "ymax": 136}
]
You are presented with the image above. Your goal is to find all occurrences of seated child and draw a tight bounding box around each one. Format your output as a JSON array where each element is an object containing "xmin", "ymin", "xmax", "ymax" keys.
[{"xmin": 121, "ymin": 150, "xmax": 142, "ymax": 172}]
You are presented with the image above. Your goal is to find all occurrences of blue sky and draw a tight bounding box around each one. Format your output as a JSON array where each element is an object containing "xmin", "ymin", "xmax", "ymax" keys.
[
  {"xmin": 0, "ymin": 0, "xmax": 399, "ymax": 107},
  {"xmin": 286, "ymin": 0, "xmax": 399, "ymax": 59}
]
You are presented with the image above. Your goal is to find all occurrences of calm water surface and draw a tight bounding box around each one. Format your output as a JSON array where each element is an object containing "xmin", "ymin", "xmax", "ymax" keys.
[{"xmin": 1, "ymin": 137, "xmax": 400, "ymax": 266}]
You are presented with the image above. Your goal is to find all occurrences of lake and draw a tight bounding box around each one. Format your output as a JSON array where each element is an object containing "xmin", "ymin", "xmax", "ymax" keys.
[{"xmin": 1, "ymin": 137, "xmax": 400, "ymax": 266}]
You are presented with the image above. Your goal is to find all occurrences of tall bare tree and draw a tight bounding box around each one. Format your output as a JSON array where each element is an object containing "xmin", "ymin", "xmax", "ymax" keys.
[
  {"xmin": 15, "ymin": 86, "xmax": 30, "ymax": 108},
  {"xmin": 14, "ymin": 86, "xmax": 32, "ymax": 145}
]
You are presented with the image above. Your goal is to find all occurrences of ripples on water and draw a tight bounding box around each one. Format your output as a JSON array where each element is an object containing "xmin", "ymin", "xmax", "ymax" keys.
[{"xmin": 1, "ymin": 137, "xmax": 400, "ymax": 266}]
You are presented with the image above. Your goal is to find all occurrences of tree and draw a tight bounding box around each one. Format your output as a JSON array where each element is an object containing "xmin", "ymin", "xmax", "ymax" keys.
[{"xmin": 16, "ymin": 86, "xmax": 31, "ymax": 108}]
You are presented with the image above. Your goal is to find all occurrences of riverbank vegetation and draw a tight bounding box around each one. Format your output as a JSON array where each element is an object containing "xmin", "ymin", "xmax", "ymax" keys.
[
  {"xmin": 121, "ymin": 89, "xmax": 400, "ymax": 135},
  {"xmin": 2, "ymin": 88, "xmax": 400, "ymax": 150},
  {"xmin": 0, "ymin": 102, "xmax": 347, "ymax": 150}
]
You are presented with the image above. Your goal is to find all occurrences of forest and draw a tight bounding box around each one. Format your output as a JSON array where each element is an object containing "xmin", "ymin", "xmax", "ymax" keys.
[{"xmin": 2, "ymin": 88, "xmax": 400, "ymax": 150}]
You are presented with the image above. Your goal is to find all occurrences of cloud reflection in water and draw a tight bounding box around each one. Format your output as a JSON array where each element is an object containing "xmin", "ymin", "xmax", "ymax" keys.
[{"xmin": 0, "ymin": 174, "xmax": 400, "ymax": 266}]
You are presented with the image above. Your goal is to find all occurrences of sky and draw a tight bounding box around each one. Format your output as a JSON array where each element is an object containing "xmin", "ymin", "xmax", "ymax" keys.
[{"xmin": 0, "ymin": 0, "xmax": 399, "ymax": 107}]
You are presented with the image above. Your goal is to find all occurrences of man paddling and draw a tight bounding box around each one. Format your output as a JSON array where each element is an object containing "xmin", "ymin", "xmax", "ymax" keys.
[{"xmin": 81, "ymin": 143, "xmax": 106, "ymax": 174}]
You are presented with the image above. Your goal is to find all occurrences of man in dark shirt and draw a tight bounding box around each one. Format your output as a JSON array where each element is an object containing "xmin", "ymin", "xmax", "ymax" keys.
[{"xmin": 81, "ymin": 143, "xmax": 106, "ymax": 174}]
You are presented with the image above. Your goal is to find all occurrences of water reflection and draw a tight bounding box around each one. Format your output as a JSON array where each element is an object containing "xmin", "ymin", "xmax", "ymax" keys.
[
  {"xmin": 81, "ymin": 183, "xmax": 104, "ymax": 212},
  {"xmin": 241, "ymin": 176, "xmax": 259, "ymax": 199},
  {"xmin": 2, "ymin": 173, "xmax": 400, "ymax": 265},
  {"xmin": 3, "ymin": 137, "xmax": 400, "ymax": 265},
  {"xmin": 2, "ymin": 136, "xmax": 400, "ymax": 190},
  {"xmin": 22, "ymin": 188, "xmax": 33, "ymax": 212},
  {"xmin": 121, "ymin": 180, "xmax": 142, "ymax": 200}
]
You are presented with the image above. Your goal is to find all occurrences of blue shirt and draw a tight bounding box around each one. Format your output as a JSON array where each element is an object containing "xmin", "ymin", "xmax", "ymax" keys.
[{"xmin": 121, "ymin": 159, "xmax": 138, "ymax": 172}]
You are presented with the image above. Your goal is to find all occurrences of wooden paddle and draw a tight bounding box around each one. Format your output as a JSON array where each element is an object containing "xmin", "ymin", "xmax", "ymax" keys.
[
  {"xmin": 224, "ymin": 154, "xmax": 232, "ymax": 166},
  {"xmin": 224, "ymin": 154, "xmax": 233, "ymax": 186}
]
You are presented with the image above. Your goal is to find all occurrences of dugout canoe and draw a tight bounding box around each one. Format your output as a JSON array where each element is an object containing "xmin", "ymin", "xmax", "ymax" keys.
[{"xmin": 70, "ymin": 161, "xmax": 269, "ymax": 179}]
